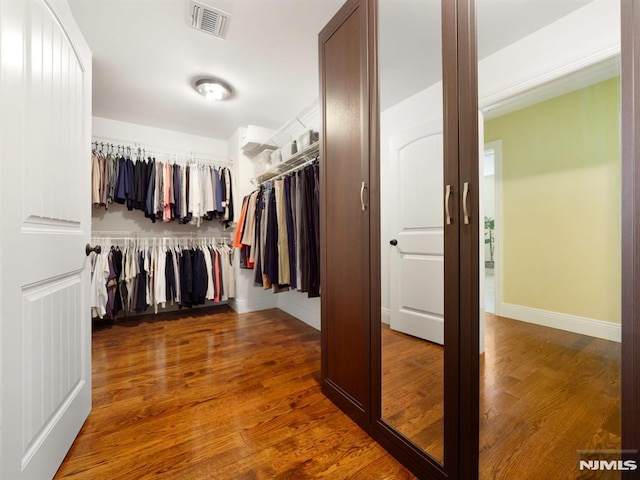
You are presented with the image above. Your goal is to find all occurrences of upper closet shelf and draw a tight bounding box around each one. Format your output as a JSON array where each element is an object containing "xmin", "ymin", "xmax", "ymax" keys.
[
  {"xmin": 243, "ymin": 99, "xmax": 320, "ymax": 159},
  {"xmin": 251, "ymin": 141, "xmax": 319, "ymax": 185}
]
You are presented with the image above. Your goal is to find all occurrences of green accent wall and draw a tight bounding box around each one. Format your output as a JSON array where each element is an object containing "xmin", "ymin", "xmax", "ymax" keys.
[{"xmin": 485, "ymin": 77, "xmax": 621, "ymax": 324}]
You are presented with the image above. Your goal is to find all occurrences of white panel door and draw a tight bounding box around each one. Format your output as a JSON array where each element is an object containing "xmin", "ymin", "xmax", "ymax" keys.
[
  {"xmin": 0, "ymin": 0, "xmax": 92, "ymax": 478},
  {"xmin": 389, "ymin": 121, "xmax": 444, "ymax": 345}
]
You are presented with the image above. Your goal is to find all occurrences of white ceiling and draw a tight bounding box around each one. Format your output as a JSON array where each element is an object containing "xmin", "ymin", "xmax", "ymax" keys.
[
  {"xmin": 68, "ymin": 0, "xmax": 345, "ymax": 140},
  {"xmin": 69, "ymin": 0, "xmax": 597, "ymax": 141},
  {"xmin": 379, "ymin": 0, "xmax": 596, "ymax": 110}
]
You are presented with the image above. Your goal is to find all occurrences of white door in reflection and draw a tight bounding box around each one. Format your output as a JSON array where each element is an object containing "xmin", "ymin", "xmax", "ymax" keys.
[{"xmin": 389, "ymin": 120, "xmax": 444, "ymax": 345}]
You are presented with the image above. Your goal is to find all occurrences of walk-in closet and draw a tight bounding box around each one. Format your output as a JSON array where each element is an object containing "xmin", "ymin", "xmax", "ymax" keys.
[{"xmin": 1, "ymin": 0, "xmax": 640, "ymax": 479}]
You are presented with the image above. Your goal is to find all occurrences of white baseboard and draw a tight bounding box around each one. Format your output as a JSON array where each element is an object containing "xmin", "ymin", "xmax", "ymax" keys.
[
  {"xmin": 228, "ymin": 296, "xmax": 277, "ymax": 314},
  {"xmin": 381, "ymin": 307, "xmax": 390, "ymax": 325},
  {"xmin": 277, "ymin": 293, "xmax": 320, "ymax": 331},
  {"xmin": 499, "ymin": 303, "xmax": 621, "ymax": 343}
]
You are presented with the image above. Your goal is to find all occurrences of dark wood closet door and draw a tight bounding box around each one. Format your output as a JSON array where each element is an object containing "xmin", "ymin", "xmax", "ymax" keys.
[
  {"xmin": 621, "ymin": 0, "xmax": 640, "ymax": 470},
  {"xmin": 319, "ymin": 0, "xmax": 373, "ymax": 428}
]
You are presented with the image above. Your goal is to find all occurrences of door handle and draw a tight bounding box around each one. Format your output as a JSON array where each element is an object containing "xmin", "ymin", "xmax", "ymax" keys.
[
  {"xmin": 360, "ymin": 181, "xmax": 367, "ymax": 211},
  {"xmin": 463, "ymin": 182, "xmax": 470, "ymax": 225},
  {"xmin": 86, "ymin": 244, "xmax": 102, "ymax": 256},
  {"xmin": 445, "ymin": 184, "xmax": 452, "ymax": 225},
  {"xmin": 390, "ymin": 239, "xmax": 398, "ymax": 246}
]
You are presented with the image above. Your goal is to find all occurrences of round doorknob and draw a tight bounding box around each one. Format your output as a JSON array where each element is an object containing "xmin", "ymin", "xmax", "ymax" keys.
[
  {"xmin": 390, "ymin": 239, "xmax": 398, "ymax": 246},
  {"xmin": 85, "ymin": 244, "xmax": 102, "ymax": 256}
]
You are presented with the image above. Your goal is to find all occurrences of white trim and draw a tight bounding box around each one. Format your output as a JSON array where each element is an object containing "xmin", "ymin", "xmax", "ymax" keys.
[
  {"xmin": 500, "ymin": 303, "xmax": 621, "ymax": 343},
  {"xmin": 381, "ymin": 307, "xmax": 390, "ymax": 325},
  {"xmin": 482, "ymin": 55, "xmax": 620, "ymax": 120},
  {"xmin": 483, "ymin": 140, "xmax": 503, "ymax": 318},
  {"xmin": 480, "ymin": 46, "xmax": 620, "ymax": 113},
  {"xmin": 228, "ymin": 297, "xmax": 277, "ymax": 314}
]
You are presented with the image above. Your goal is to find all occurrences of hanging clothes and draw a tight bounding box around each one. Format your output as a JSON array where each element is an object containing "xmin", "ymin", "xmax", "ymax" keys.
[
  {"xmin": 91, "ymin": 145, "xmax": 235, "ymax": 228},
  {"xmin": 90, "ymin": 250, "xmax": 109, "ymax": 319},
  {"xmin": 232, "ymin": 159, "xmax": 320, "ymax": 298},
  {"xmin": 90, "ymin": 236, "xmax": 235, "ymax": 319}
]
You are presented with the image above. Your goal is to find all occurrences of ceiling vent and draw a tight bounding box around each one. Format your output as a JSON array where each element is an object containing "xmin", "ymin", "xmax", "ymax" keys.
[{"xmin": 189, "ymin": 1, "xmax": 231, "ymax": 39}]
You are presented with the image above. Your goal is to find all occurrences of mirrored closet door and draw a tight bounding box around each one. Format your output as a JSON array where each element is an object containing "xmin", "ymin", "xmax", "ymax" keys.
[
  {"xmin": 371, "ymin": 0, "xmax": 474, "ymax": 478},
  {"xmin": 378, "ymin": 0, "xmax": 446, "ymax": 462},
  {"xmin": 476, "ymin": 0, "xmax": 622, "ymax": 477}
]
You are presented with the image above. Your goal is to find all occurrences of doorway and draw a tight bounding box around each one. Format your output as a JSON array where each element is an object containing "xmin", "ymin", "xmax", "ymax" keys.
[
  {"xmin": 482, "ymin": 141, "xmax": 500, "ymax": 316},
  {"xmin": 479, "ymin": 66, "xmax": 621, "ymax": 478}
]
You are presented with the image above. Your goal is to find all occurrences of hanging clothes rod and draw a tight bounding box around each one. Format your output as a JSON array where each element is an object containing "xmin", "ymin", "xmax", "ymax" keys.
[
  {"xmin": 259, "ymin": 156, "xmax": 319, "ymax": 185},
  {"xmin": 91, "ymin": 136, "xmax": 232, "ymax": 166},
  {"xmin": 91, "ymin": 231, "xmax": 232, "ymax": 239}
]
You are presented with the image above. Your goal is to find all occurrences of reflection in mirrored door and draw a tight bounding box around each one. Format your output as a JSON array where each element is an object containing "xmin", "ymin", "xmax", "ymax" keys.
[
  {"xmin": 477, "ymin": 1, "xmax": 622, "ymax": 477},
  {"xmin": 378, "ymin": 0, "xmax": 445, "ymax": 464}
]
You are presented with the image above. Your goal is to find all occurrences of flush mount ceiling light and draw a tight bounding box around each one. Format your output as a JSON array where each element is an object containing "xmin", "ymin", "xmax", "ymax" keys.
[{"xmin": 194, "ymin": 78, "xmax": 232, "ymax": 101}]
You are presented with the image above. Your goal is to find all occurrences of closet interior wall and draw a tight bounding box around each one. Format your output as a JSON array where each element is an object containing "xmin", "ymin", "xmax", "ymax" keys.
[
  {"xmin": 92, "ymin": 117, "xmax": 323, "ymax": 330},
  {"xmin": 91, "ymin": 116, "xmax": 235, "ymax": 318},
  {"xmin": 228, "ymin": 124, "xmax": 321, "ymax": 330}
]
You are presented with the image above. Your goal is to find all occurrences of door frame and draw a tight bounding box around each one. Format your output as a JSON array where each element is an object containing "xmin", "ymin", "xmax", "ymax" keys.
[
  {"xmin": 482, "ymin": 139, "xmax": 502, "ymax": 317},
  {"xmin": 620, "ymin": 0, "xmax": 640, "ymax": 469}
]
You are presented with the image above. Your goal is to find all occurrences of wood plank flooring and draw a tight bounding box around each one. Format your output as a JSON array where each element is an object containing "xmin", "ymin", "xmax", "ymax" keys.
[
  {"xmin": 56, "ymin": 308, "xmax": 620, "ymax": 479},
  {"xmin": 479, "ymin": 313, "xmax": 620, "ymax": 480},
  {"xmin": 382, "ymin": 325, "xmax": 444, "ymax": 462},
  {"xmin": 381, "ymin": 314, "xmax": 620, "ymax": 480},
  {"xmin": 54, "ymin": 307, "xmax": 415, "ymax": 480}
]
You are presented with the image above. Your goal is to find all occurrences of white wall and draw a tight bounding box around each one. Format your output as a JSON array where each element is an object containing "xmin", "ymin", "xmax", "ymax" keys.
[
  {"xmin": 93, "ymin": 116, "xmax": 229, "ymax": 156},
  {"xmin": 380, "ymin": 0, "xmax": 620, "ymax": 322},
  {"xmin": 478, "ymin": 0, "xmax": 619, "ymax": 109},
  {"xmin": 227, "ymin": 126, "xmax": 321, "ymax": 330}
]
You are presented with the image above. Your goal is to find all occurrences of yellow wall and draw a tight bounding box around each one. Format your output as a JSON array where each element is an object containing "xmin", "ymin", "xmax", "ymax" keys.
[{"xmin": 484, "ymin": 77, "xmax": 621, "ymax": 323}]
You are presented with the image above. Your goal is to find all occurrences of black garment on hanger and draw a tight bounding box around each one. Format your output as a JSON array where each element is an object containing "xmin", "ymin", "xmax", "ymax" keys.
[
  {"xmin": 145, "ymin": 160, "xmax": 157, "ymax": 223},
  {"xmin": 165, "ymin": 250, "xmax": 176, "ymax": 303},
  {"xmin": 284, "ymin": 176, "xmax": 297, "ymax": 288},
  {"xmin": 192, "ymin": 249, "xmax": 208, "ymax": 305},
  {"xmin": 265, "ymin": 185, "xmax": 279, "ymax": 287},
  {"xmin": 311, "ymin": 163, "xmax": 321, "ymax": 297},
  {"xmin": 135, "ymin": 251, "xmax": 148, "ymax": 313},
  {"xmin": 180, "ymin": 248, "xmax": 193, "ymax": 307},
  {"xmin": 253, "ymin": 188, "xmax": 264, "ymax": 286},
  {"xmin": 112, "ymin": 248, "xmax": 123, "ymax": 316}
]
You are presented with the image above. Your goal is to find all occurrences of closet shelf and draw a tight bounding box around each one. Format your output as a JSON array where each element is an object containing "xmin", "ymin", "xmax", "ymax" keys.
[{"xmin": 251, "ymin": 141, "xmax": 319, "ymax": 185}]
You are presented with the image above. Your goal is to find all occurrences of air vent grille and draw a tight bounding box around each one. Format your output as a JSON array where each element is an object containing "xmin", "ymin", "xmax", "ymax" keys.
[{"xmin": 190, "ymin": 1, "xmax": 230, "ymax": 39}]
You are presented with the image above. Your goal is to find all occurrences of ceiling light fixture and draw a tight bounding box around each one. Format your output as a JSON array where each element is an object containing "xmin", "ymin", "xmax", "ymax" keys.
[{"xmin": 195, "ymin": 78, "xmax": 232, "ymax": 101}]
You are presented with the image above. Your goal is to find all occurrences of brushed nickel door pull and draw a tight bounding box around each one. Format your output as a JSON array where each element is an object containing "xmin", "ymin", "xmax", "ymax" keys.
[
  {"xmin": 445, "ymin": 184, "xmax": 452, "ymax": 225},
  {"xmin": 463, "ymin": 182, "xmax": 470, "ymax": 225},
  {"xmin": 360, "ymin": 181, "xmax": 367, "ymax": 211}
]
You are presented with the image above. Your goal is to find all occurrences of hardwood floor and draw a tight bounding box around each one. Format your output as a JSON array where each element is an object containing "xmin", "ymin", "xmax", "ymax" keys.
[
  {"xmin": 382, "ymin": 325, "xmax": 444, "ymax": 462},
  {"xmin": 54, "ymin": 307, "xmax": 415, "ymax": 480},
  {"xmin": 381, "ymin": 314, "xmax": 620, "ymax": 480},
  {"xmin": 56, "ymin": 308, "xmax": 619, "ymax": 479},
  {"xmin": 479, "ymin": 314, "xmax": 620, "ymax": 480}
]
